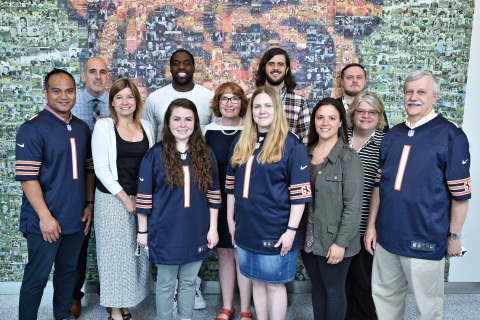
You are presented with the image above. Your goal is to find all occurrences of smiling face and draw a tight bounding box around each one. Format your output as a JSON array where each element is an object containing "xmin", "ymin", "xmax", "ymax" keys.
[
  {"xmin": 264, "ymin": 54, "xmax": 288, "ymax": 87},
  {"xmin": 219, "ymin": 91, "xmax": 242, "ymax": 120},
  {"xmin": 314, "ymin": 104, "xmax": 342, "ymax": 143},
  {"xmin": 170, "ymin": 51, "xmax": 195, "ymax": 89},
  {"xmin": 252, "ymin": 92, "xmax": 275, "ymax": 133},
  {"xmin": 403, "ymin": 75, "xmax": 438, "ymax": 126},
  {"xmin": 112, "ymin": 87, "xmax": 136, "ymax": 118},
  {"xmin": 169, "ymin": 106, "xmax": 195, "ymax": 142},
  {"xmin": 44, "ymin": 73, "xmax": 76, "ymax": 119},
  {"xmin": 352, "ymin": 101, "xmax": 379, "ymax": 133}
]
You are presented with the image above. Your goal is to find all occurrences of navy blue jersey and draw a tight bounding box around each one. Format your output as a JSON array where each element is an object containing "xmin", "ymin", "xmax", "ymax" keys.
[
  {"xmin": 375, "ymin": 114, "xmax": 471, "ymax": 260},
  {"xmin": 226, "ymin": 132, "xmax": 312, "ymax": 255},
  {"xmin": 136, "ymin": 142, "xmax": 221, "ymax": 265},
  {"xmin": 15, "ymin": 109, "xmax": 94, "ymax": 235}
]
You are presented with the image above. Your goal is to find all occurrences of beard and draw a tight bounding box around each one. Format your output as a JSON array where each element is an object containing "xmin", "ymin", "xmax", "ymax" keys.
[
  {"xmin": 343, "ymin": 87, "xmax": 364, "ymax": 97},
  {"xmin": 265, "ymin": 72, "xmax": 286, "ymax": 87}
]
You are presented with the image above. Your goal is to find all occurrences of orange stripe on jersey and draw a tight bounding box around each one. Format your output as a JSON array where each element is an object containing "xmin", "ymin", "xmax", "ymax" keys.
[
  {"xmin": 394, "ymin": 145, "xmax": 411, "ymax": 191},
  {"xmin": 137, "ymin": 193, "xmax": 152, "ymax": 198},
  {"xmin": 448, "ymin": 177, "xmax": 471, "ymax": 197},
  {"xmin": 207, "ymin": 190, "xmax": 222, "ymax": 204},
  {"xmin": 243, "ymin": 155, "xmax": 255, "ymax": 199},
  {"xmin": 290, "ymin": 182, "xmax": 312, "ymax": 200},
  {"xmin": 15, "ymin": 160, "xmax": 41, "ymax": 165},
  {"xmin": 183, "ymin": 166, "xmax": 191, "ymax": 208},
  {"xmin": 225, "ymin": 175, "xmax": 235, "ymax": 190},
  {"xmin": 136, "ymin": 204, "xmax": 152, "ymax": 209}
]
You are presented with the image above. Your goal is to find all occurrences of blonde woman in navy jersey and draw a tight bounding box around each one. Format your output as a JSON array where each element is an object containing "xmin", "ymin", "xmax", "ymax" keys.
[
  {"xmin": 299, "ymin": 97, "xmax": 363, "ymax": 320},
  {"xmin": 92, "ymin": 79, "xmax": 155, "ymax": 320},
  {"xmin": 344, "ymin": 92, "xmax": 386, "ymax": 320},
  {"xmin": 136, "ymin": 98, "xmax": 221, "ymax": 320},
  {"xmin": 203, "ymin": 83, "xmax": 253, "ymax": 320},
  {"xmin": 226, "ymin": 87, "xmax": 312, "ymax": 320}
]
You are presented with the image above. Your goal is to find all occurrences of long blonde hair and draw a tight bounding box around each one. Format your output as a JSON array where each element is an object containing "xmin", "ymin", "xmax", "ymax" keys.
[{"xmin": 230, "ymin": 87, "xmax": 288, "ymax": 167}]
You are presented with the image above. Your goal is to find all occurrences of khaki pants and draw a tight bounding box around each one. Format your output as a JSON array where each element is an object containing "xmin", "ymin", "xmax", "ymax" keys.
[{"xmin": 372, "ymin": 244, "xmax": 444, "ymax": 320}]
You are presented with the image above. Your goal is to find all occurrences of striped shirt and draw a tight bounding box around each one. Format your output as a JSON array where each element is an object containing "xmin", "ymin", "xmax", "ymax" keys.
[
  {"xmin": 72, "ymin": 90, "xmax": 109, "ymax": 133},
  {"xmin": 348, "ymin": 128, "xmax": 384, "ymax": 236}
]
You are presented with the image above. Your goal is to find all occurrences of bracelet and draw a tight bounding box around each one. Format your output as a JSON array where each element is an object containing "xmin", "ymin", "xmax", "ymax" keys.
[
  {"xmin": 287, "ymin": 226, "xmax": 298, "ymax": 231},
  {"xmin": 137, "ymin": 230, "xmax": 148, "ymax": 234},
  {"xmin": 85, "ymin": 200, "xmax": 94, "ymax": 205}
]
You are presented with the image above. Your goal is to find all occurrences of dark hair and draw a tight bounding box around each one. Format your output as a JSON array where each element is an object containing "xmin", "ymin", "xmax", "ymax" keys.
[
  {"xmin": 254, "ymin": 47, "xmax": 297, "ymax": 93},
  {"xmin": 340, "ymin": 63, "xmax": 366, "ymax": 79},
  {"xmin": 109, "ymin": 78, "xmax": 143, "ymax": 127},
  {"xmin": 161, "ymin": 98, "xmax": 214, "ymax": 192},
  {"xmin": 44, "ymin": 69, "xmax": 76, "ymax": 90},
  {"xmin": 169, "ymin": 49, "xmax": 195, "ymax": 67},
  {"xmin": 307, "ymin": 97, "xmax": 349, "ymax": 149},
  {"xmin": 211, "ymin": 82, "xmax": 248, "ymax": 118}
]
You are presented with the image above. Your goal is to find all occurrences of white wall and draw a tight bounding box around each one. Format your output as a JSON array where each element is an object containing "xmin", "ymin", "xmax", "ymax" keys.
[{"xmin": 449, "ymin": 0, "xmax": 480, "ymax": 282}]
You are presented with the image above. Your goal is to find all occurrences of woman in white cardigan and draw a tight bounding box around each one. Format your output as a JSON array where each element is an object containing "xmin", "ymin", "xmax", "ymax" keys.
[{"xmin": 92, "ymin": 79, "xmax": 155, "ymax": 320}]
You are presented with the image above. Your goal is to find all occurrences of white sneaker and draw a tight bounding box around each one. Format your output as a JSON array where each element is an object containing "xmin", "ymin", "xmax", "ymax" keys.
[{"xmin": 194, "ymin": 276, "xmax": 206, "ymax": 310}]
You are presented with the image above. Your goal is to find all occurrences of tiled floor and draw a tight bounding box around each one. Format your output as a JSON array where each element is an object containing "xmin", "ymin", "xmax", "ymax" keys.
[{"xmin": 2, "ymin": 292, "xmax": 480, "ymax": 319}]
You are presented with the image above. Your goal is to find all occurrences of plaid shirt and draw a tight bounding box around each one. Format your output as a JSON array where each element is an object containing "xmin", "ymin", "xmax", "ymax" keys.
[
  {"xmin": 72, "ymin": 90, "xmax": 109, "ymax": 133},
  {"xmin": 280, "ymin": 87, "xmax": 310, "ymax": 145}
]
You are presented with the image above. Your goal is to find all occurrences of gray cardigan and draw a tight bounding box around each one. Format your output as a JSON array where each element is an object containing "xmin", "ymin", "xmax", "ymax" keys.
[{"xmin": 300, "ymin": 138, "xmax": 364, "ymax": 258}]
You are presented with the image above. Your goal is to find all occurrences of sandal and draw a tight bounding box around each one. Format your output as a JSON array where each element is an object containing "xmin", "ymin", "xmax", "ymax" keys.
[
  {"xmin": 213, "ymin": 308, "xmax": 234, "ymax": 320},
  {"xmin": 240, "ymin": 312, "xmax": 254, "ymax": 320}
]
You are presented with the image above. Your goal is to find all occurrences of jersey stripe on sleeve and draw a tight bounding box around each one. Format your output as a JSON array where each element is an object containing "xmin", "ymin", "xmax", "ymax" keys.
[
  {"xmin": 136, "ymin": 193, "xmax": 152, "ymax": 210},
  {"xmin": 15, "ymin": 160, "xmax": 41, "ymax": 176},
  {"xmin": 289, "ymin": 182, "xmax": 312, "ymax": 200},
  {"xmin": 207, "ymin": 190, "xmax": 221, "ymax": 204},
  {"xmin": 448, "ymin": 177, "xmax": 471, "ymax": 197}
]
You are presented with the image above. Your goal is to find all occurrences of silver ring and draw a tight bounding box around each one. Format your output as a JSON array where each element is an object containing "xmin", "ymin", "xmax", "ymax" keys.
[{"xmin": 336, "ymin": 259, "xmax": 339, "ymax": 263}]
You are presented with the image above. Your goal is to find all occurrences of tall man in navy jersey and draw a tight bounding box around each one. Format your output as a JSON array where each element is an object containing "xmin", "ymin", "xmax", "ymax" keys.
[
  {"xmin": 16, "ymin": 69, "xmax": 95, "ymax": 320},
  {"xmin": 364, "ymin": 70, "xmax": 471, "ymax": 320},
  {"xmin": 70, "ymin": 56, "xmax": 109, "ymax": 318}
]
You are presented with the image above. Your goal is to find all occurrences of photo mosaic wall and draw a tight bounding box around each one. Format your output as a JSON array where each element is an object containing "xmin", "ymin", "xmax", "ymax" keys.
[{"xmin": 0, "ymin": 0, "xmax": 475, "ymax": 282}]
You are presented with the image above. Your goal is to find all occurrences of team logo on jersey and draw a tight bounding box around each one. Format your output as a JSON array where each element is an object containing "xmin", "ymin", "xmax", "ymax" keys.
[
  {"xmin": 17, "ymin": 143, "xmax": 25, "ymax": 148},
  {"xmin": 462, "ymin": 159, "xmax": 469, "ymax": 165},
  {"xmin": 139, "ymin": 177, "xmax": 144, "ymax": 181},
  {"xmin": 300, "ymin": 165, "xmax": 308, "ymax": 170}
]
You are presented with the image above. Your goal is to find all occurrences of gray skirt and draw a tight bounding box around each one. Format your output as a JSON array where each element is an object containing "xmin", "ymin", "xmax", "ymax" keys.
[{"xmin": 94, "ymin": 189, "xmax": 151, "ymax": 307}]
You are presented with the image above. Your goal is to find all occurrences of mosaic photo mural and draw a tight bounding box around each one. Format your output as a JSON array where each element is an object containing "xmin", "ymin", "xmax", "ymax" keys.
[{"xmin": 0, "ymin": 0, "xmax": 475, "ymax": 281}]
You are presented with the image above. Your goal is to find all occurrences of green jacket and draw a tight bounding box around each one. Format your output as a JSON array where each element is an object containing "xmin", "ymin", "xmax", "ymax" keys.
[{"xmin": 300, "ymin": 138, "xmax": 364, "ymax": 257}]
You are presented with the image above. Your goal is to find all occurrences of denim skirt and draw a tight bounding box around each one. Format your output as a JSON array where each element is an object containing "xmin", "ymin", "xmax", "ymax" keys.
[{"xmin": 236, "ymin": 245, "xmax": 297, "ymax": 284}]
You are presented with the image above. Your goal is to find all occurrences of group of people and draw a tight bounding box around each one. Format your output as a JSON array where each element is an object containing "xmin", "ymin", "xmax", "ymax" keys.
[{"xmin": 15, "ymin": 46, "xmax": 471, "ymax": 320}]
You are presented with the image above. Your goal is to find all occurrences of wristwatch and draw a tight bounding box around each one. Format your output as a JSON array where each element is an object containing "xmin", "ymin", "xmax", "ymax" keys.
[{"xmin": 448, "ymin": 232, "xmax": 461, "ymax": 240}]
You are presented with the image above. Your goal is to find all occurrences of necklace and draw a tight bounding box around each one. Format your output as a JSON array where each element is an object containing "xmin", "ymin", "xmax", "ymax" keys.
[{"xmin": 220, "ymin": 117, "xmax": 242, "ymax": 136}]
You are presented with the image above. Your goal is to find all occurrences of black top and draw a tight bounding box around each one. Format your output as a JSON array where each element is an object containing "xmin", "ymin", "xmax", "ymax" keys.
[{"xmin": 97, "ymin": 128, "xmax": 149, "ymax": 195}]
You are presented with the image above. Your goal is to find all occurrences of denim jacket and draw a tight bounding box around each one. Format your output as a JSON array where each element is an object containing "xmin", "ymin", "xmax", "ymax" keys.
[{"xmin": 300, "ymin": 138, "xmax": 364, "ymax": 257}]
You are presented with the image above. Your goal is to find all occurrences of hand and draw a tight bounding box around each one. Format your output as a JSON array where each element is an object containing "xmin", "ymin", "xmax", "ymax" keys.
[
  {"xmin": 207, "ymin": 228, "xmax": 219, "ymax": 249},
  {"xmin": 447, "ymin": 238, "xmax": 463, "ymax": 257},
  {"xmin": 326, "ymin": 243, "xmax": 345, "ymax": 264},
  {"xmin": 39, "ymin": 214, "xmax": 61, "ymax": 243},
  {"xmin": 275, "ymin": 230, "xmax": 296, "ymax": 256},
  {"xmin": 82, "ymin": 204, "xmax": 93, "ymax": 235},
  {"xmin": 123, "ymin": 197, "xmax": 136, "ymax": 214},
  {"xmin": 137, "ymin": 233, "xmax": 148, "ymax": 246},
  {"xmin": 364, "ymin": 225, "xmax": 377, "ymax": 255}
]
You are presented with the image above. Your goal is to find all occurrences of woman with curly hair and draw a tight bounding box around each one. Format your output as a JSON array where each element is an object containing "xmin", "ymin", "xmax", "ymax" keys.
[{"xmin": 135, "ymin": 98, "xmax": 221, "ymax": 320}]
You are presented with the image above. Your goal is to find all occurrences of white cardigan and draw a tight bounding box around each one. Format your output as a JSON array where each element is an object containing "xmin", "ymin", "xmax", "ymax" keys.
[{"xmin": 92, "ymin": 118, "xmax": 155, "ymax": 196}]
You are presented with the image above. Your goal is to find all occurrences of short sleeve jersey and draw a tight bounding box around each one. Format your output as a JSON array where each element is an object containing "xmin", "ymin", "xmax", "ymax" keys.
[
  {"xmin": 225, "ymin": 132, "xmax": 312, "ymax": 255},
  {"xmin": 135, "ymin": 142, "xmax": 222, "ymax": 265},
  {"xmin": 375, "ymin": 114, "xmax": 471, "ymax": 260},
  {"xmin": 15, "ymin": 109, "xmax": 94, "ymax": 235}
]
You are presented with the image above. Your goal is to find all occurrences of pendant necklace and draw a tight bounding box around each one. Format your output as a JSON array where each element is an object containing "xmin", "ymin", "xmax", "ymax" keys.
[{"xmin": 220, "ymin": 117, "xmax": 242, "ymax": 136}]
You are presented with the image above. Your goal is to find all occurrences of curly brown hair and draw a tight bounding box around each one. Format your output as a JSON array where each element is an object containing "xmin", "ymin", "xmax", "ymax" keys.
[{"xmin": 161, "ymin": 98, "xmax": 214, "ymax": 192}]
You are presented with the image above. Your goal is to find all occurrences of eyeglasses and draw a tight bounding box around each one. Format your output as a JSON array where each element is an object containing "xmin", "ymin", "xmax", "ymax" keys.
[
  {"xmin": 220, "ymin": 96, "xmax": 240, "ymax": 105},
  {"xmin": 355, "ymin": 109, "xmax": 379, "ymax": 116}
]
